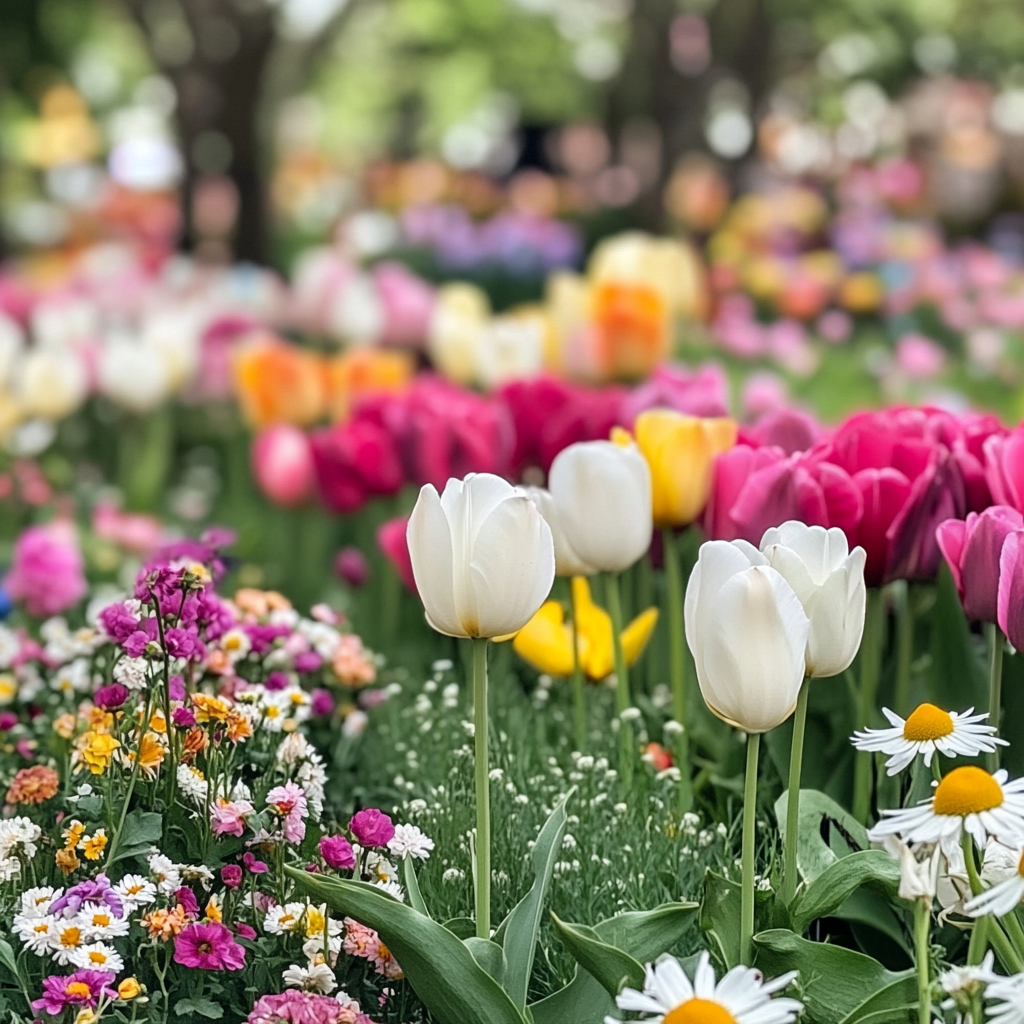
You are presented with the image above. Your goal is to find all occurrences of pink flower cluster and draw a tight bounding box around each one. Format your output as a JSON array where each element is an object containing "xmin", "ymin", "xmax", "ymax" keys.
[
  {"xmin": 342, "ymin": 918, "xmax": 403, "ymax": 980},
  {"xmin": 248, "ymin": 990, "xmax": 376, "ymax": 1024},
  {"xmin": 4, "ymin": 522, "xmax": 87, "ymax": 617}
]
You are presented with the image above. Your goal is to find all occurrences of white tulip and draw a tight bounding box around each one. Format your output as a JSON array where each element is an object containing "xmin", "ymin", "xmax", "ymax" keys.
[
  {"xmin": 408, "ymin": 473, "xmax": 555, "ymax": 639},
  {"xmin": 684, "ymin": 540, "xmax": 810, "ymax": 733},
  {"xmin": 476, "ymin": 313, "xmax": 546, "ymax": 390},
  {"xmin": 548, "ymin": 439, "xmax": 652, "ymax": 573},
  {"xmin": 517, "ymin": 486, "xmax": 597, "ymax": 578},
  {"xmin": 97, "ymin": 338, "xmax": 172, "ymax": 414},
  {"xmin": 760, "ymin": 522, "xmax": 867, "ymax": 678},
  {"xmin": 15, "ymin": 349, "xmax": 89, "ymax": 420}
]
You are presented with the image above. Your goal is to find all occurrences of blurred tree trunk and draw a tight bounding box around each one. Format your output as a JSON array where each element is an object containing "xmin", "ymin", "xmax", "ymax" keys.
[{"xmin": 607, "ymin": 0, "xmax": 773, "ymax": 229}]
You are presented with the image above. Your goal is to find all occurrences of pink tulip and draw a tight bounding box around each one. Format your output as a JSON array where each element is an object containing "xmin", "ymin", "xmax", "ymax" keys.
[
  {"xmin": 377, "ymin": 516, "xmax": 417, "ymax": 594},
  {"xmin": 741, "ymin": 408, "xmax": 825, "ymax": 456},
  {"xmin": 252, "ymin": 425, "xmax": 315, "ymax": 507},
  {"xmin": 998, "ymin": 532, "xmax": 1024, "ymax": 652},
  {"xmin": 92, "ymin": 503, "xmax": 165, "ymax": 555},
  {"xmin": 309, "ymin": 412, "xmax": 404, "ymax": 514},
  {"xmin": 373, "ymin": 261, "xmax": 435, "ymax": 346},
  {"xmin": 704, "ymin": 445, "xmax": 800, "ymax": 544},
  {"xmin": 985, "ymin": 426, "xmax": 1024, "ymax": 514},
  {"xmin": 619, "ymin": 363, "xmax": 729, "ymax": 424},
  {"xmin": 937, "ymin": 506, "xmax": 1024, "ymax": 624}
]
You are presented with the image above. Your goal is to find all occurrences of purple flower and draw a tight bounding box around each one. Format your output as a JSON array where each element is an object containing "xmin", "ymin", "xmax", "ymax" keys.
[
  {"xmin": 243, "ymin": 852, "xmax": 268, "ymax": 874},
  {"xmin": 175, "ymin": 886, "xmax": 200, "ymax": 917},
  {"xmin": 98, "ymin": 601, "xmax": 140, "ymax": 642},
  {"xmin": 320, "ymin": 834, "xmax": 355, "ymax": 870},
  {"xmin": 169, "ymin": 675, "xmax": 186, "ymax": 700},
  {"xmin": 335, "ymin": 547, "xmax": 370, "ymax": 588},
  {"xmin": 172, "ymin": 707, "xmax": 197, "ymax": 728},
  {"xmin": 265, "ymin": 671, "xmax": 289, "ymax": 692},
  {"xmin": 4, "ymin": 523, "xmax": 87, "ymax": 618},
  {"xmin": 235, "ymin": 921, "xmax": 257, "ymax": 940},
  {"xmin": 165, "ymin": 626, "xmax": 199, "ymax": 659},
  {"xmin": 349, "ymin": 808, "xmax": 394, "ymax": 848},
  {"xmin": 0, "ymin": 711, "xmax": 17, "ymax": 731},
  {"xmin": 294, "ymin": 651, "xmax": 322, "ymax": 673},
  {"xmin": 311, "ymin": 688, "xmax": 335, "ymax": 718},
  {"xmin": 94, "ymin": 684, "xmax": 129, "ymax": 710},
  {"xmin": 32, "ymin": 969, "xmax": 117, "ymax": 1017},
  {"xmin": 221, "ymin": 864, "xmax": 243, "ymax": 888},
  {"xmin": 49, "ymin": 874, "xmax": 123, "ymax": 918}
]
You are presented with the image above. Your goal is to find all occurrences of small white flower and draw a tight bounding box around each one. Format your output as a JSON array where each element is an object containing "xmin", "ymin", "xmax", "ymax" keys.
[
  {"xmin": 72, "ymin": 942, "xmax": 125, "ymax": 973},
  {"xmin": 883, "ymin": 835, "xmax": 940, "ymax": 903},
  {"xmin": 984, "ymin": 972, "xmax": 1024, "ymax": 1024},
  {"xmin": 80, "ymin": 906, "xmax": 131, "ymax": 940},
  {"xmin": 388, "ymin": 824, "xmax": 435, "ymax": 862},
  {"xmin": 938, "ymin": 951, "xmax": 996, "ymax": 1013},
  {"xmin": 265, "ymin": 902, "xmax": 307, "ymax": 934},
  {"xmin": 113, "ymin": 656, "xmax": 150, "ymax": 691},
  {"xmin": 442, "ymin": 867, "xmax": 465, "ymax": 884},
  {"xmin": 15, "ymin": 913, "xmax": 58, "ymax": 954},
  {"xmin": 966, "ymin": 844, "xmax": 1024, "ymax": 918},
  {"xmin": 49, "ymin": 917, "xmax": 89, "ymax": 963},
  {"xmin": 853, "ymin": 703, "xmax": 1006, "ymax": 776},
  {"xmin": 177, "ymin": 764, "xmax": 209, "ymax": 804},
  {"xmin": 283, "ymin": 962, "xmax": 337, "ymax": 994},
  {"xmin": 147, "ymin": 854, "xmax": 182, "ymax": 895},
  {"xmin": 606, "ymin": 950, "xmax": 802, "ymax": 1024},
  {"xmin": 19, "ymin": 886, "xmax": 59, "ymax": 917}
]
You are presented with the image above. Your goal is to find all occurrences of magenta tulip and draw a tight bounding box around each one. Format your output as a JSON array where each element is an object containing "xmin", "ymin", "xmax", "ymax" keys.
[
  {"xmin": 377, "ymin": 516, "xmax": 417, "ymax": 594},
  {"xmin": 704, "ymin": 445, "xmax": 800, "ymax": 544},
  {"xmin": 986, "ymin": 425, "xmax": 1024, "ymax": 514},
  {"xmin": 251, "ymin": 425, "xmax": 315, "ymax": 507},
  {"xmin": 937, "ymin": 506, "xmax": 1024, "ymax": 623},
  {"xmin": 998, "ymin": 532, "xmax": 1024, "ymax": 651}
]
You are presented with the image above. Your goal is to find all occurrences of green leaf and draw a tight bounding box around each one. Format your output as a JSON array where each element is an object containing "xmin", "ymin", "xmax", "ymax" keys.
[
  {"xmin": 285, "ymin": 868, "xmax": 525, "ymax": 1024},
  {"xmin": 0, "ymin": 938, "xmax": 19, "ymax": 982},
  {"xmin": 464, "ymin": 937, "xmax": 507, "ymax": 986},
  {"xmin": 550, "ymin": 914, "xmax": 644, "ymax": 997},
  {"xmin": 838, "ymin": 979, "xmax": 918, "ymax": 1024},
  {"xmin": 444, "ymin": 917, "xmax": 477, "ymax": 940},
  {"xmin": 501, "ymin": 789, "xmax": 574, "ymax": 1010},
  {"xmin": 929, "ymin": 563, "xmax": 987, "ymax": 711},
  {"xmin": 775, "ymin": 789, "xmax": 868, "ymax": 886},
  {"xmin": 754, "ymin": 929, "xmax": 915, "ymax": 1024},
  {"xmin": 790, "ymin": 851, "xmax": 900, "ymax": 933},
  {"xmin": 403, "ymin": 857, "xmax": 429, "ymax": 917},
  {"xmin": 699, "ymin": 869, "xmax": 742, "ymax": 968},
  {"xmin": 173, "ymin": 997, "xmax": 224, "ymax": 1019},
  {"xmin": 109, "ymin": 810, "xmax": 164, "ymax": 865},
  {"xmin": 530, "ymin": 904, "xmax": 697, "ymax": 1024}
]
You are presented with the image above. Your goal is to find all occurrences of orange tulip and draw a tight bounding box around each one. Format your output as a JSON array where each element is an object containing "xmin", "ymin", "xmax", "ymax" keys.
[
  {"xmin": 590, "ymin": 281, "xmax": 670, "ymax": 381},
  {"xmin": 326, "ymin": 349, "xmax": 414, "ymax": 422},
  {"xmin": 234, "ymin": 335, "xmax": 328, "ymax": 428}
]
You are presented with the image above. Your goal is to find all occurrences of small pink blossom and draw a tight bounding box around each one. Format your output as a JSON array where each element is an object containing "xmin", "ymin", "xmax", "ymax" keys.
[
  {"xmin": 5, "ymin": 522, "xmax": 87, "ymax": 617},
  {"xmin": 210, "ymin": 798, "xmax": 255, "ymax": 837},
  {"xmin": 266, "ymin": 782, "xmax": 308, "ymax": 844}
]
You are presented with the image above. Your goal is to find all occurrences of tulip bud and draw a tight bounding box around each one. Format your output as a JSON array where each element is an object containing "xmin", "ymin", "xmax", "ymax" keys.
[
  {"xmin": 548, "ymin": 438, "xmax": 652, "ymax": 573},
  {"xmin": 97, "ymin": 340, "xmax": 173, "ymax": 414},
  {"xmin": 251, "ymin": 425, "xmax": 315, "ymax": 507},
  {"xmin": 377, "ymin": 517, "xmax": 417, "ymax": 593},
  {"xmin": 335, "ymin": 547, "xmax": 370, "ymax": 588},
  {"xmin": 684, "ymin": 540, "xmax": 809, "ymax": 733},
  {"xmin": 408, "ymin": 473, "xmax": 555, "ymax": 638},
  {"xmin": 517, "ymin": 486, "xmax": 596, "ymax": 577},
  {"xmin": 760, "ymin": 521, "xmax": 867, "ymax": 678}
]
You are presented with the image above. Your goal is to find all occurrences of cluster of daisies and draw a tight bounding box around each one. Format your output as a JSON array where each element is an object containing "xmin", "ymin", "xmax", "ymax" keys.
[{"xmin": 0, "ymin": 533, "xmax": 433, "ymax": 1022}]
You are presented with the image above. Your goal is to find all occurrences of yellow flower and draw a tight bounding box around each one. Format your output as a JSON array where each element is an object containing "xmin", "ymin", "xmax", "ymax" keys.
[
  {"xmin": 82, "ymin": 829, "xmax": 107, "ymax": 861},
  {"xmin": 63, "ymin": 820, "xmax": 86, "ymax": 850},
  {"xmin": 0, "ymin": 673, "xmax": 17, "ymax": 705},
  {"xmin": 78, "ymin": 731, "xmax": 120, "ymax": 775},
  {"xmin": 128, "ymin": 732, "xmax": 166, "ymax": 778},
  {"xmin": 117, "ymin": 978, "xmax": 142, "ymax": 1000},
  {"xmin": 633, "ymin": 410, "xmax": 737, "ymax": 528},
  {"xmin": 514, "ymin": 577, "xmax": 658, "ymax": 682},
  {"xmin": 205, "ymin": 897, "xmax": 222, "ymax": 923},
  {"xmin": 54, "ymin": 713, "xmax": 77, "ymax": 739}
]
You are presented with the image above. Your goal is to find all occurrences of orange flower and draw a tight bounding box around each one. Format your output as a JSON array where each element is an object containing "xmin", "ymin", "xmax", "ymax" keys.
[
  {"xmin": 326, "ymin": 349, "xmax": 414, "ymax": 421},
  {"xmin": 234, "ymin": 588, "xmax": 291, "ymax": 619},
  {"xmin": 127, "ymin": 732, "xmax": 166, "ymax": 778},
  {"xmin": 182, "ymin": 727, "xmax": 209, "ymax": 760},
  {"xmin": 63, "ymin": 820, "xmax": 86, "ymax": 849},
  {"xmin": 54, "ymin": 713, "xmax": 77, "ymax": 739},
  {"xmin": 590, "ymin": 281, "xmax": 670, "ymax": 381},
  {"xmin": 55, "ymin": 848, "xmax": 80, "ymax": 873},
  {"xmin": 191, "ymin": 694, "xmax": 230, "ymax": 724},
  {"xmin": 117, "ymin": 978, "xmax": 142, "ymax": 1000},
  {"xmin": 205, "ymin": 897, "xmax": 222, "ymax": 922},
  {"xmin": 234, "ymin": 335, "xmax": 328, "ymax": 428},
  {"xmin": 6, "ymin": 765, "xmax": 60, "ymax": 805},
  {"xmin": 225, "ymin": 709, "xmax": 253, "ymax": 744},
  {"xmin": 142, "ymin": 905, "xmax": 189, "ymax": 940}
]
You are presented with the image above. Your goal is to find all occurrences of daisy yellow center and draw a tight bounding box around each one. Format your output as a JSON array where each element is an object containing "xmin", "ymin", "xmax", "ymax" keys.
[
  {"xmin": 933, "ymin": 766, "xmax": 1004, "ymax": 817},
  {"xmin": 60, "ymin": 927, "xmax": 82, "ymax": 946},
  {"xmin": 664, "ymin": 999, "xmax": 736, "ymax": 1024},
  {"xmin": 88, "ymin": 951, "xmax": 108, "ymax": 964},
  {"xmin": 1017, "ymin": 850, "xmax": 1024, "ymax": 879},
  {"xmin": 34, "ymin": 923, "xmax": 49, "ymax": 933},
  {"xmin": 92, "ymin": 914, "xmax": 111, "ymax": 927},
  {"xmin": 903, "ymin": 704, "xmax": 955, "ymax": 742}
]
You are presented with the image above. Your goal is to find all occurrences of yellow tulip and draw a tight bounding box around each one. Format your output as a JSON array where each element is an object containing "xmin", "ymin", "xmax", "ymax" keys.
[
  {"xmin": 633, "ymin": 410, "xmax": 737, "ymax": 528},
  {"xmin": 513, "ymin": 577, "xmax": 658, "ymax": 682}
]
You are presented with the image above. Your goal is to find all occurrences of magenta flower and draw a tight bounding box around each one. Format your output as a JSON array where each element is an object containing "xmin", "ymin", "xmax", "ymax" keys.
[
  {"xmin": 32, "ymin": 969, "xmax": 117, "ymax": 1017},
  {"xmin": 175, "ymin": 886, "xmax": 200, "ymax": 917},
  {"xmin": 94, "ymin": 683, "xmax": 129, "ymax": 710},
  {"xmin": 172, "ymin": 707, "xmax": 197, "ymax": 728},
  {"xmin": 5, "ymin": 522, "xmax": 87, "ymax": 617},
  {"xmin": 266, "ymin": 782, "xmax": 308, "ymax": 844},
  {"xmin": 937, "ymin": 506, "xmax": 1024, "ymax": 623},
  {"xmin": 235, "ymin": 921, "xmax": 257, "ymax": 940},
  {"xmin": 999, "ymin": 532, "xmax": 1024, "ymax": 653},
  {"xmin": 349, "ymin": 808, "xmax": 394, "ymax": 848},
  {"xmin": 221, "ymin": 864, "xmax": 243, "ymax": 888},
  {"xmin": 335, "ymin": 547, "xmax": 370, "ymax": 588},
  {"xmin": 377, "ymin": 517, "xmax": 417, "ymax": 594},
  {"xmin": 243, "ymin": 852, "xmax": 268, "ymax": 874},
  {"xmin": 320, "ymin": 834, "xmax": 356, "ymax": 870},
  {"xmin": 173, "ymin": 921, "xmax": 247, "ymax": 970}
]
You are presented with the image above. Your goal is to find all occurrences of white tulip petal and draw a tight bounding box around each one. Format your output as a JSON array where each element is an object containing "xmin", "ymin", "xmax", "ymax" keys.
[
  {"xmin": 407, "ymin": 484, "xmax": 463, "ymax": 637},
  {"xmin": 517, "ymin": 486, "xmax": 596, "ymax": 577}
]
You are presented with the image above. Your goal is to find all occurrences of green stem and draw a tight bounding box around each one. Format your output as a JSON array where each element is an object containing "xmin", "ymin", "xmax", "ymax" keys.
[
  {"xmin": 741, "ymin": 731, "xmax": 761, "ymax": 967},
  {"xmin": 853, "ymin": 589, "xmax": 886, "ymax": 823},
  {"xmin": 663, "ymin": 528, "xmax": 693, "ymax": 813},
  {"xmin": 1001, "ymin": 906, "xmax": 1024, "ymax": 965},
  {"xmin": 894, "ymin": 582, "xmax": 915, "ymax": 716},
  {"xmin": 782, "ymin": 679, "xmax": 810, "ymax": 907},
  {"xmin": 106, "ymin": 693, "xmax": 152, "ymax": 865},
  {"xmin": 569, "ymin": 580, "xmax": 587, "ymax": 752},
  {"xmin": 605, "ymin": 572, "xmax": 634, "ymax": 790},
  {"xmin": 472, "ymin": 637, "xmax": 491, "ymax": 939},
  {"xmin": 987, "ymin": 623, "xmax": 1005, "ymax": 771},
  {"xmin": 914, "ymin": 899, "xmax": 931, "ymax": 1024}
]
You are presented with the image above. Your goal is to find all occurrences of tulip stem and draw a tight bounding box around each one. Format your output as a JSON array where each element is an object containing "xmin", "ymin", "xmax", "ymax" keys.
[
  {"xmin": 605, "ymin": 572, "xmax": 634, "ymax": 790},
  {"xmin": 781, "ymin": 679, "xmax": 810, "ymax": 907},
  {"xmin": 987, "ymin": 623, "xmax": 1005, "ymax": 771},
  {"xmin": 662, "ymin": 528, "xmax": 693, "ymax": 813},
  {"xmin": 471, "ymin": 637, "xmax": 491, "ymax": 939},
  {"xmin": 569, "ymin": 580, "xmax": 587, "ymax": 752},
  {"xmin": 853, "ymin": 588, "xmax": 886, "ymax": 824},
  {"xmin": 914, "ymin": 899, "xmax": 932, "ymax": 1024},
  {"xmin": 740, "ymin": 731, "xmax": 761, "ymax": 967}
]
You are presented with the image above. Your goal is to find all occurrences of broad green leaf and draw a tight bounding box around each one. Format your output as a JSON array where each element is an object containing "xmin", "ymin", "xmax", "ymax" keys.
[
  {"xmin": 791, "ymin": 851, "xmax": 900, "ymax": 933},
  {"xmin": 699, "ymin": 870, "xmax": 742, "ymax": 968},
  {"xmin": 0, "ymin": 938, "xmax": 19, "ymax": 982},
  {"xmin": 754, "ymin": 929, "xmax": 915, "ymax": 1024},
  {"xmin": 173, "ymin": 997, "xmax": 224, "ymax": 1019},
  {"xmin": 549, "ymin": 914, "xmax": 644, "ymax": 997},
  {"xmin": 403, "ymin": 857, "xmax": 429, "ymax": 917},
  {"xmin": 838, "ymin": 978, "xmax": 919, "ymax": 1024},
  {"xmin": 929, "ymin": 563, "xmax": 987, "ymax": 711},
  {"xmin": 529, "ymin": 904, "xmax": 697, "ymax": 1024},
  {"xmin": 501, "ymin": 789, "xmax": 574, "ymax": 1010},
  {"xmin": 285, "ymin": 868, "xmax": 525, "ymax": 1024},
  {"xmin": 444, "ymin": 917, "xmax": 477, "ymax": 939},
  {"xmin": 775, "ymin": 789, "xmax": 868, "ymax": 885},
  {"xmin": 465, "ymin": 937, "xmax": 507, "ymax": 987},
  {"xmin": 109, "ymin": 810, "xmax": 164, "ymax": 865}
]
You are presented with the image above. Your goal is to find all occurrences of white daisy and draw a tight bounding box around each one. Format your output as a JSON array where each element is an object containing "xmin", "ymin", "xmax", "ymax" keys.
[
  {"xmin": 606, "ymin": 951, "xmax": 802, "ymax": 1024},
  {"xmin": 15, "ymin": 913, "xmax": 59, "ymax": 955},
  {"xmin": 148, "ymin": 854, "xmax": 182, "ymax": 895},
  {"xmin": 852, "ymin": 704, "xmax": 1006, "ymax": 776},
  {"xmin": 966, "ymin": 844, "xmax": 1024, "ymax": 918},
  {"xmin": 986, "ymin": 973, "xmax": 1024, "ymax": 1024},
  {"xmin": 115, "ymin": 874, "xmax": 157, "ymax": 908},
  {"xmin": 19, "ymin": 887, "xmax": 59, "ymax": 917},
  {"xmin": 80, "ymin": 907, "xmax": 131, "ymax": 940},
  {"xmin": 868, "ymin": 767, "xmax": 1024, "ymax": 851},
  {"xmin": 220, "ymin": 628, "xmax": 252, "ymax": 663},
  {"xmin": 72, "ymin": 942, "xmax": 125, "ymax": 973},
  {"xmin": 388, "ymin": 824, "xmax": 435, "ymax": 862},
  {"xmin": 177, "ymin": 764, "xmax": 209, "ymax": 804},
  {"xmin": 939, "ymin": 952, "xmax": 997, "ymax": 1014},
  {"xmin": 283, "ymin": 962, "xmax": 337, "ymax": 994},
  {"xmin": 49, "ymin": 918, "xmax": 89, "ymax": 964},
  {"xmin": 264, "ymin": 902, "xmax": 307, "ymax": 935}
]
